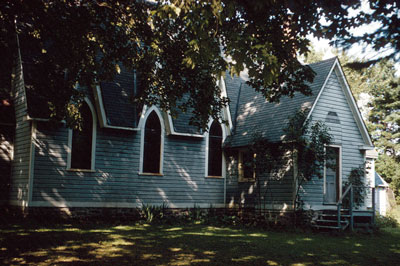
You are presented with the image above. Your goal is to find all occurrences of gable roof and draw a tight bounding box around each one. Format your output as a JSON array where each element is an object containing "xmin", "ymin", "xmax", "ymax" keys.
[
  {"xmin": 96, "ymin": 79, "xmax": 204, "ymax": 135},
  {"xmin": 224, "ymin": 57, "xmax": 336, "ymax": 147},
  {"xmin": 18, "ymin": 43, "xmax": 373, "ymax": 146},
  {"xmin": 168, "ymin": 94, "xmax": 203, "ymax": 136},
  {"xmin": 375, "ymin": 173, "xmax": 389, "ymax": 188},
  {"xmin": 94, "ymin": 67, "xmax": 142, "ymax": 130}
]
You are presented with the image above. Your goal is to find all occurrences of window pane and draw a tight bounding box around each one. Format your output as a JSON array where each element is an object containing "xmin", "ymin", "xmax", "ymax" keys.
[
  {"xmin": 143, "ymin": 111, "xmax": 161, "ymax": 173},
  {"xmin": 208, "ymin": 121, "xmax": 222, "ymax": 176},
  {"xmin": 71, "ymin": 103, "xmax": 93, "ymax": 169}
]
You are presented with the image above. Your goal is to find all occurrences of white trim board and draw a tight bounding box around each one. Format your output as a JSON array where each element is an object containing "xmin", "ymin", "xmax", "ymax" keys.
[
  {"xmin": 306, "ymin": 59, "xmax": 337, "ymax": 121},
  {"xmin": 29, "ymin": 201, "xmax": 226, "ymax": 209},
  {"xmin": 166, "ymin": 112, "xmax": 205, "ymax": 138},
  {"xmin": 219, "ymin": 76, "xmax": 233, "ymax": 132}
]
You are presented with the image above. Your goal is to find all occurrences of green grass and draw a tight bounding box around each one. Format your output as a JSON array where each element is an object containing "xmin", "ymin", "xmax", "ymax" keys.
[
  {"xmin": 1, "ymin": 221, "xmax": 400, "ymax": 265},
  {"xmin": 389, "ymin": 205, "xmax": 400, "ymax": 223}
]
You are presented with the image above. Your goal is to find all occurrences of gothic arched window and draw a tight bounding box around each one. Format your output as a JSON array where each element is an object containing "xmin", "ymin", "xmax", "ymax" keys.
[
  {"xmin": 207, "ymin": 120, "xmax": 223, "ymax": 177},
  {"xmin": 143, "ymin": 111, "xmax": 162, "ymax": 174}
]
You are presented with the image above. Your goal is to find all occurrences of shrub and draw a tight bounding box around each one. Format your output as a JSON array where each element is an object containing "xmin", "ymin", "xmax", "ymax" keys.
[
  {"xmin": 343, "ymin": 166, "xmax": 368, "ymax": 208},
  {"xmin": 376, "ymin": 213, "xmax": 398, "ymax": 228},
  {"xmin": 139, "ymin": 203, "xmax": 169, "ymax": 223}
]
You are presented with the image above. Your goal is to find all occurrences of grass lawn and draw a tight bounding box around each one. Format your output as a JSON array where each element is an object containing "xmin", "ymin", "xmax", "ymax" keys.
[{"xmin": 1, "ymin": 220, "xmax": 400, "ymax": 266}]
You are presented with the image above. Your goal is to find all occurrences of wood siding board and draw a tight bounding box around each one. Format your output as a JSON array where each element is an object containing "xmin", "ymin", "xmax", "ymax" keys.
[
  {"xmin": 300, "ymin": 70, "xmax": 366, "ymax": 206},
  {"xmin": 32, "ymin": 122, "xmax": 224, "ymax": 206}
]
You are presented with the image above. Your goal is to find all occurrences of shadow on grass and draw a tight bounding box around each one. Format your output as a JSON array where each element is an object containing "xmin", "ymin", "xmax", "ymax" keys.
[{"xmin": 1, "ymin": 219, "xmax": 400, "ymax": 265}]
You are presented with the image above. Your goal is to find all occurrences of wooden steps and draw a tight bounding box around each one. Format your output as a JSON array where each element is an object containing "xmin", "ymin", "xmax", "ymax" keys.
[{"xmin": 311, "ymin": 209, "xmax": 374, "ymax": 231}]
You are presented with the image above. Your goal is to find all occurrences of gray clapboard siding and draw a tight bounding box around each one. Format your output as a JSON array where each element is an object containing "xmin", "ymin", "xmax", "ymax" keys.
[
  {"xmin": 226, "ymin": 153, "xmax": 294, "ymax": 208},
  {"xmin": 300, "ymin": 70, "xmax": 366, "ymax": 207},
  {"xmin": 32, "ymin": 118, "xmax": 224, "ymax": 207},
  {"xmin": 9, "ymin": 52, "xmax": 32, "ymax": 205}
]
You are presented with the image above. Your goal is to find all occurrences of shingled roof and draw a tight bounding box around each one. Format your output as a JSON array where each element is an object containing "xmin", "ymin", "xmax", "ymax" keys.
[
  {"xmin": 99, "ymin": 67, "xmax": 141, "ymax": 128},
  {"xmin": 169, "ymin": 94, "xmax": 203, "ymax": 135},
  {"xmin": 224, "ymin": 57, "xmax": 337, "ymax": 148}
]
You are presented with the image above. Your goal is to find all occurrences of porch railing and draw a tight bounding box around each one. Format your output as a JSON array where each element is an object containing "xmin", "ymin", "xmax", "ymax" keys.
[{"xmin": 336, "ymin": 185, "xmax": 376, "ymax": 231}]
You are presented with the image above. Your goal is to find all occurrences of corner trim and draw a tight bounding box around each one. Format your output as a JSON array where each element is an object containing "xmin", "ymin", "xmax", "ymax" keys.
[{"xmin": 27, "ymin": 121, "xmax": 36, "ymax": 205}]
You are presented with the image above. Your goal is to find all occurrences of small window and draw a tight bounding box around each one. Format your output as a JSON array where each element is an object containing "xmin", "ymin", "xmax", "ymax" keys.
[
  {"xmin": 143, "ymin": 111, "xmax": 162, "ymax": 174},
  {"xmin": 208, "ymin": 121, "xmax": 223, "ymax": 177},
  {"xmin": 238, "ymin": 151, "xmax": 255, "ymax": 182},
  {"xmin": 70, "ymin": 102, "xmax": 94, "ymax": 170},
  {"xmin": 325, "ymin": 111, "xmax": 340, "ymax": 124}
]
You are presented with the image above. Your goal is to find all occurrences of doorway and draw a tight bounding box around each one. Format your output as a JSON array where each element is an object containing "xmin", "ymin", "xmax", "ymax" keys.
[{"xmin": 324, "ymin": 146, "xmax": 341, "ymax": 204}]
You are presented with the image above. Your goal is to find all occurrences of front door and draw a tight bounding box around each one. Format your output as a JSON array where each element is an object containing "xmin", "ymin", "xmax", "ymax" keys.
[{"xmin": 324, "ymin": 147, "xmax": 340, "ymax": 204}]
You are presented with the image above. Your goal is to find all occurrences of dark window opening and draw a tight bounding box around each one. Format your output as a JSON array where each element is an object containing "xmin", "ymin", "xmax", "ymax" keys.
[
  {"xmin": 71, "ymin": 103, "xmax": 93, "ymax": 169},
  {"xmin": 143, "ymin": 111, "xmax": 161, "ymax": 173},
  {"xmin": 208, "ymin": 121, "xmax": 223, "ymax": 176},
  {"xmin": 239, "ymin": 151, "xmax": 255, "ymax": 182}
]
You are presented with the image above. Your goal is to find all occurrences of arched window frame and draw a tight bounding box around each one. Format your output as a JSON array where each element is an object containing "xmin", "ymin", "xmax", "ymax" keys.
[
  {"xmin": 139, "ymin": 106, "xmax": 165, "ymax": 175},
  {"xmin": 67, "ymin": 98, "xmax": 97, "ymax": 171},
  {"xmin": 205, "ymin": 119, "xmax": 227, "ymax": 178}
]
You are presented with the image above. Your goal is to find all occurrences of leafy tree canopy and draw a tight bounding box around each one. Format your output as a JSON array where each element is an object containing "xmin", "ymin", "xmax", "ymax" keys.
[
  {"xmin": 1, "ymin": 0, "xmax": 397, "ymax": 128},
  {"xmin": 320, "ymin": 0, "xmax": 399, "ymax": 68},
  {"xmin": 367, "ymin": 60, "xmax": 400, "ymax": 157},
  {"xmin": 376, "ymin": 154, "xmax": 400, "ymax": 202},
  {"xmin": 1, "ymin": 0, "xmax": 349, "ymax": 129}
]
